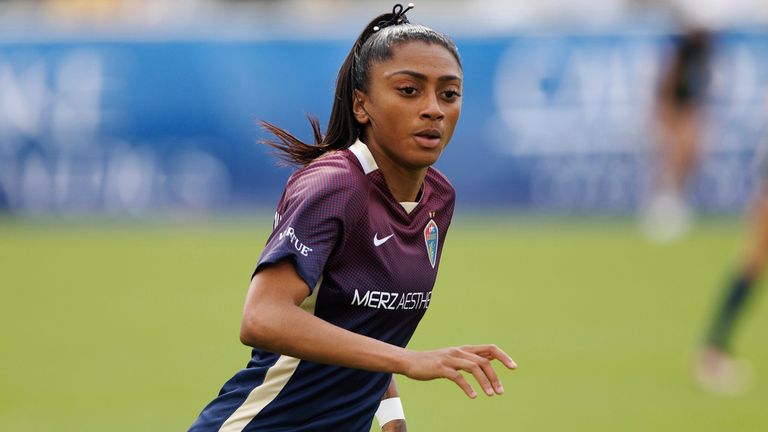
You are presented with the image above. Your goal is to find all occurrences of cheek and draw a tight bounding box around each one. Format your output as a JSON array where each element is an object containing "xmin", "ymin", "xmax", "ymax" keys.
[
  {"xmin": 442, "ymin": 107, "xmax": 461, "ymax": 142},
  {"xmin": 446, "ymin": 105, "xmax": 461, "ymax": 128},
  {"xmin": 377, "ymin": 103, "xmax": 410, "ymax": 132},
  {"xmin": 372, "ymin": 95, "xmax": 406, "ymax": 123}
]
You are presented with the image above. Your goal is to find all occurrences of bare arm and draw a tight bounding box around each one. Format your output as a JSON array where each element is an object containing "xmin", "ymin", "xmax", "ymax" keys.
[
  {"xmin": 382, "ymin": 375, "xmax": 400, "ymax": 400},
  {"xmin": 240, "ymin": 259, "xmax": 413, "ymax": 372},
  {"xmin": 379, "ymin": 376, "xmax": 406, "ymax": 432},
  {"xmin": 240, "ymin": 259, "xmax": 517, "ymax": 398}
]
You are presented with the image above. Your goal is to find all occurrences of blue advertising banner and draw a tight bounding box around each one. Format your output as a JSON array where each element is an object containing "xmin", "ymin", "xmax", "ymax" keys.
[{"xmin": 0, "ymin": 32, "xmax": 767, "ymax": 214}]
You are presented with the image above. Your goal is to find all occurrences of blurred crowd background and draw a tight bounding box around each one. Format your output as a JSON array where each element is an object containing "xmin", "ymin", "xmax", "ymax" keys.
[
  {"xmin": 0, "ymin": 1, "xmax": 767, "ymax": 34},
  {"xmin": 0, "ymin": 0, "xmax": 767, "ymax": 217}
]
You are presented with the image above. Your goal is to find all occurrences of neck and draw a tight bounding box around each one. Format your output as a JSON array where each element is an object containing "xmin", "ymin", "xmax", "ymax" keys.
[
  {"xmin": 367, "ymin": 145, "xmax": 426, "ymax": 203},
  {"xmin": 381, "ymin": 164, "xmax": 425, "ymax": 202}
]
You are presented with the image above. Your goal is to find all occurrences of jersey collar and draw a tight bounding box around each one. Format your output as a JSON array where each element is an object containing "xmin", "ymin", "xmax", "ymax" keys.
[
  {"xmin": 348, "ymin": 139, "xmax": 378, "ymax": 175},
  {"xmin": 348, "ymin": 139, "xmax": 423, "ymax": 215}
]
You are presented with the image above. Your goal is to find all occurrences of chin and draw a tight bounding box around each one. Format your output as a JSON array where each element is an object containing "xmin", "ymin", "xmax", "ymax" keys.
[{"xmin": 408, "ymin": 151, "xmax": 442, "ymax": 169}]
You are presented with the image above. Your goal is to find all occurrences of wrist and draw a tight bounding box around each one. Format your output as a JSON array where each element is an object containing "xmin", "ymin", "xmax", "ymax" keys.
[
  {"xmin": 376, "ymin": 397, "xmax": 405, "ymax": 428},
  {"xmin": 381, "ymin": 418, "xmax": 407, "ymax": 432},
  {"xmin": 392, "ymin": 348, "xmax": 415, "ymax": 375}
]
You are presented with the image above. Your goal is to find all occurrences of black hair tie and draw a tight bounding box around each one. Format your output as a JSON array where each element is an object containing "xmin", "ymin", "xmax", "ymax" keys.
[{"xmin": 372, "ymin": 3, "xmax": 414, "ymax": 32}]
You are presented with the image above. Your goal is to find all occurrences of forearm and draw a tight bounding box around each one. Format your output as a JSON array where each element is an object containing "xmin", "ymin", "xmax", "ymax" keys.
[
  {"xmin": 241, "ymin": 301, "xmax": 411, "ymax": 374},
  {"xmin": 379, "ymin": 376, "xmax": 407, "ymax": 432},
  {"xmin": 382, "ymin": 375, "xmax": 400, "ymax": 399},
  {"xmin": 242, "ymin": 261, "xmax": 517, "ymax": 400}
]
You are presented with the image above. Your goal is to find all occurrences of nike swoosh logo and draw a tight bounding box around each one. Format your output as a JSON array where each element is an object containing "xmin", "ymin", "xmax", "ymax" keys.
[{"xmin": 373, "ymin": 233, "xmax": 395, "ymax": 246}]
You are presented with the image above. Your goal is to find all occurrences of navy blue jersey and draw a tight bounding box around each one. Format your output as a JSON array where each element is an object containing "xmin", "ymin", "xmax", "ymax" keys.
[{"xmin": 189, "ymin": 140, "xmax": 455, "ymax": 432}]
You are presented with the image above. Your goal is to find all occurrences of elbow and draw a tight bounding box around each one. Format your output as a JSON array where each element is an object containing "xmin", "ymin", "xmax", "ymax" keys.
[
  {"xmin": 239, "ymin": 308, "xmax": 277, "ymax": 348},
  {"xmin": 239, "ymin": 312, "xmax": 265, "ymax": 347},
  {"xmin": 239, "ymin": 324, "xmax": 257, "ymax": 347}
]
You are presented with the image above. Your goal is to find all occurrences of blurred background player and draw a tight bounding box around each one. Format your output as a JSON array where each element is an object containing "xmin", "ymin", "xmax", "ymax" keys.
[
  {"xmin": 188, "ymin": 4, "xmax": 516, "ymax": 432},
  {"xmin": 642, "ymin": 27, "xmax": 713, "ymax": 242},
  {"xmin": 693, "ymin": 141, "xmax": 768, "ymax": 395}
]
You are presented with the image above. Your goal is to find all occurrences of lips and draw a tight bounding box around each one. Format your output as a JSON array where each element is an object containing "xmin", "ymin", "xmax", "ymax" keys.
[{"xmin": 413, "ymin": 128, "xmax": 442, "ymax": 149}]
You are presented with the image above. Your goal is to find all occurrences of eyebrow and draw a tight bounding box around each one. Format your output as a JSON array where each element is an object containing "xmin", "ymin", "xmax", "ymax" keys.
[{"xmin": 385, "ymin": 70, "xmax": 462, "ymax": 82}]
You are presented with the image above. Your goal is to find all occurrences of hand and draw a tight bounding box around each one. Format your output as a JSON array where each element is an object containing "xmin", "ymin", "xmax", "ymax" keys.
[
  {"xmin": 381, "ymin": 419, "xmax": 407, "ymax": 432},
  {"xmin": 401, "ymin": 345, "xmax": 517, "ymax": 398}
]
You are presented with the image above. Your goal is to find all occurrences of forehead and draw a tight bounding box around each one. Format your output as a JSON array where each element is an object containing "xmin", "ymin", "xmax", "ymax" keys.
[{"xmin": 372, "ymin": 41, "xmax": 462, "ymax": 79}]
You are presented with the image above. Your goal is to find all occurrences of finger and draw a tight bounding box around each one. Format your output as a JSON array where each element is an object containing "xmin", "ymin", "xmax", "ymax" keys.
[
  {"xmin": 446, "ymin": 370, "xmax": 477, "ymax": 399},
  {"xmin": 454, "ymin": 357, "xmax": 495, "ymax": 397},
  {"xmin": 459, "ymin": 351, "xmax": 504, "ymax": 395},
  {"xmin": 465, "ymin": 344, "xmax": 517, "ymax": 370}
]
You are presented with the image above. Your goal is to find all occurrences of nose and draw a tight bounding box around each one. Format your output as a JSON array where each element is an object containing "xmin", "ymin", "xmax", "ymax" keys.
[{"xmin": 420, "ymin": 93, "xmax": 445, "ymax": 121}]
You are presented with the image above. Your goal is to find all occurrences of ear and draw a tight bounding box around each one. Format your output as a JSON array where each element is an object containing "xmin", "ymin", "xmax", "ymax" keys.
[{"xmin": 352, "ymin": 89, "xmax": 370, "ymax": 124}]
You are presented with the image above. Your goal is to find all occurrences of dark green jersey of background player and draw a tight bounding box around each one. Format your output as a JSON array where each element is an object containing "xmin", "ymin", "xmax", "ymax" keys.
[{"xmin": 189, "ymin": 140, "xmax": 455, "ymax": 432}]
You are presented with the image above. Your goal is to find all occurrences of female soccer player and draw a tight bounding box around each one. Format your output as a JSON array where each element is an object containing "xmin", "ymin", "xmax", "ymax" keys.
[
  {"xmin": 188, "ymin": 4, "xmax": 516, "ymax": 431},
  {"xmin": 694, "ymin": 142, "xmax": 768, "ymax": 394},
  {"xmin": 642, "ymin": 28, "xmax": 712, "ymax": 242}
]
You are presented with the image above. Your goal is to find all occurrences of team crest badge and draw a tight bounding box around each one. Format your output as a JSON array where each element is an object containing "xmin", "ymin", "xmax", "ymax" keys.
[{"xmin": 424, "ymin": 219, "xmax": 438, "ymax": 268}]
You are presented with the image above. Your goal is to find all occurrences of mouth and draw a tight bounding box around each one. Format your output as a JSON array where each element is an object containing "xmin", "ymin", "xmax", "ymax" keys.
[{"xmin": 413, "ymin": 129, "xmax": 442, "ymax": 149}]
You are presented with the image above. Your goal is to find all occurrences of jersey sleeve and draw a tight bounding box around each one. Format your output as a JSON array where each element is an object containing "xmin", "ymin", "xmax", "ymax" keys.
[{"xmin": 254, "ymin": 158, "xmax": 365, "ymax": 293}]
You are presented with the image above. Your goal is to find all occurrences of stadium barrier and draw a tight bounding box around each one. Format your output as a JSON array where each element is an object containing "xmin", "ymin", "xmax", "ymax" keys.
[{"xmin": 0, "ymin": 32, "xmax": 766, "ymax": 214}]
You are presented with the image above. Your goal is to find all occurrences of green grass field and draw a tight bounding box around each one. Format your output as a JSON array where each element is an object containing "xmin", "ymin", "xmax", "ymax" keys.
[{"xmin": 1, "ymin": 215, "xmax": 766, "ymax": 431}]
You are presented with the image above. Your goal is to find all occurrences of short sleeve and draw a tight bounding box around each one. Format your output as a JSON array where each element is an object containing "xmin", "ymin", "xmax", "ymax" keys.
[{"xmin": 254, "ymin": 158, "xmax": 365, "ymax": 292}]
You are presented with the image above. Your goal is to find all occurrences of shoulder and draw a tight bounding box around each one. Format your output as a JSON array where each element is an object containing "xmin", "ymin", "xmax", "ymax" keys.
[
  {"xmin": 426, "ymin": 167, "xmax": 455, "ymax": 201},
  {"xmin": 283, "ymin": 150, "xmax": 369, "ymax": 212},
  {"xmin": 287, "ymin": 150, "xmax": 362, "ymax": 190}
]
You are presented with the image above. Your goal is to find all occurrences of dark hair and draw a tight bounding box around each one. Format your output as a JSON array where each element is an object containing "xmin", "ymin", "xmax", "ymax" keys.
[{"xmin": 261, "ymin": 7, "xmax": 462, "ymax": 166}]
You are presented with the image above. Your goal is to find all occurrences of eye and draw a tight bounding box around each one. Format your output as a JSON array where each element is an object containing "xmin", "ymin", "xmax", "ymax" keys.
[
  {"xmin": 442, "ymin": 90, "xmax": 461, "ymax": 100},
  {"xmin": 397, "ymin": 86, "xmax": 418, "ymax": 96}
]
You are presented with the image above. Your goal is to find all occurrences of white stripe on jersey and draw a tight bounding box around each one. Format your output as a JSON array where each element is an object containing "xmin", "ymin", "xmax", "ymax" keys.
[{"xmin": 218, "ymin": 275, "xmax": 323, "ymax": 432}]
